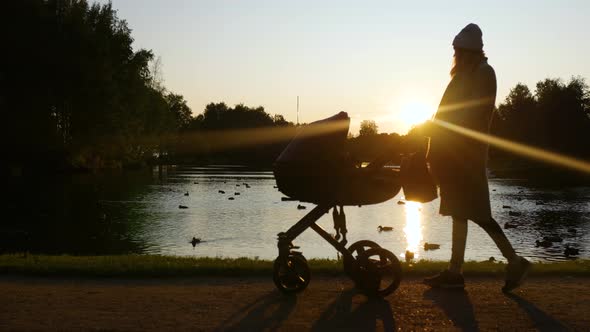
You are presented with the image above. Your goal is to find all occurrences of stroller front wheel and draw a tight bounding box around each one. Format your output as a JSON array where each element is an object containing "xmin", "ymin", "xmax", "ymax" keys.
[{"xmin": 273, "ymin": 254, "xmax": 311, "ymax": 294}]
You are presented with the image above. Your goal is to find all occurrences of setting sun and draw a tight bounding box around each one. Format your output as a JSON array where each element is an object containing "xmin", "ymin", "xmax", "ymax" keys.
[{"xmin": 399, "ymin": 101, "xmax": 436, "ymax": 128}]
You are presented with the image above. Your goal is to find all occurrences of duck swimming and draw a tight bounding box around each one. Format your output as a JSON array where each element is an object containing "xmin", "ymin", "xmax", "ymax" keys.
[
  {"xmin": 504, "ymin": 222, "xmax": 518, "ymax": 229},
  {"xmin": 424, "ymin": 242, "xmax": 440, "ymax": 250},
  {"xmin": 543, "ymin": 235, "xmax": 563, "ymax": 243},
  {"xmin": 378, "ymin": 226, "xmax": 393, "ymax": 232},
  {"xmin": 535, "ymin": 239, "xmax": 552, "ymax": 248},
  {"xmin": 190, "ymin": 237, "xmax": 201, "ymax": 247},
  {"xmin": 297, "ymin": 204, "xmax": 306, "ymax": 210},
  {"xmin": 564, "ymin": 246, "xmax": 579, "ymax": 257}
]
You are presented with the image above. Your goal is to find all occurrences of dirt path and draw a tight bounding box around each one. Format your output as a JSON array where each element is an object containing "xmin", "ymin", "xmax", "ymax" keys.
[{"xmin": 1, "ymin": 275, "xmax": 588, "ymax": 331}]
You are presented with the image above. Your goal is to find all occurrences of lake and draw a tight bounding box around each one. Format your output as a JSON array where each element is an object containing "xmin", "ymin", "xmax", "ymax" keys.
[{"xmin": 4, "ymin": 165, "xmax": 589, "ymax": 262}]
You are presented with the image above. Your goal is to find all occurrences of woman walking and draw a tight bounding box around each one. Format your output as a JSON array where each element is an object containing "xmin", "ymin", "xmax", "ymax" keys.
[{"xmin": 423, "ymin": 23, "xmax": 530, "ymax": 292}]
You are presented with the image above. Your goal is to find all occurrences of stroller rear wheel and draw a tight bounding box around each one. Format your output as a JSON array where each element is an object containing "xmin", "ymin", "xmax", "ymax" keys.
[
  {"xmin": 353, "ymin": 247, "xmax": 402, "ymax": 297},
  {"xmin": 344, "ymin": 240, "xmax": 381, "ymax": 278},
  {"xmin": 273, "ymin": 254, "xmax": 311, "ymax": 294},
  {"xmin": 348, "ymin": 240, "xmax": 380, "ymax": 257}
]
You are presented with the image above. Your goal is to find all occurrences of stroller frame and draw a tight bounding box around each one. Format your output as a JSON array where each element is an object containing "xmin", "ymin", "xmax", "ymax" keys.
[{"xmin": 273, "ymin": 201, "xmax": 402, "ymax": 297}]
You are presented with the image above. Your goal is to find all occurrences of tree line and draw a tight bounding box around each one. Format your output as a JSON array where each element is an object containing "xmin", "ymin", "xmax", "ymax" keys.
[
  {"xmin": 404, "ymin": 77, "xmax": 590, "ymax": 181},
  {"xmin": 0, "ymin": 0, "xmax": 298, "ymax": 173},
  {"xmin": 489, "ymin": 77, "xmax": 590, "ymax": 180},
  {"xmin": 2, "ymin": 1, "xmax": 588, "ymax": 181},
  {"xmin": 1, "ymin": 0, "xmax": 196, "ymax": 172}
]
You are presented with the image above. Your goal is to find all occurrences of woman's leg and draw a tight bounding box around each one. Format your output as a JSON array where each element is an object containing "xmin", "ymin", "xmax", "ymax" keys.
[
  {"xmin": 472, "ymin": 217, "xmax": 531, "ymax": 292},
  {"xmin": 449, "ymin": 217, "xmax": 468, "ymax": 273},
  {"xmin": 423, "ymin": 216, "xmax": 466, "ymax": 288},
  {"xmin": 472, "ymin": 217, "xmax": 517, "ymax": 262}
]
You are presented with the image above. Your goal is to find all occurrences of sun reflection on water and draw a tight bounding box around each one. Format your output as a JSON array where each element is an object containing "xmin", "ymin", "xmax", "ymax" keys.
[{"xmin": 402, "ymin": 201, "xmax": 423, "ymax": 259}]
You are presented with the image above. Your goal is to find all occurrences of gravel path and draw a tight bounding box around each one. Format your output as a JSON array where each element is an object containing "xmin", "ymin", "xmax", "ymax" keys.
[{"xmin": 1, "ymin": 276, "xmax": 588, "ymax": 331}]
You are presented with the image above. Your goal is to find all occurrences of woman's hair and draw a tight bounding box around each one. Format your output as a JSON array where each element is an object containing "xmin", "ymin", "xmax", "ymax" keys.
[{"xmin": 450, "ymin": 48, "xmax": 486, "ymax": 78}]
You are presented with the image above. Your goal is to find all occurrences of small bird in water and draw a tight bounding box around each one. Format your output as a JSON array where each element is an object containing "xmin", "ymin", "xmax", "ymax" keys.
[
  {"xmin": 543, "ymin": 235, "xmax": 563, "ymax": 243},
  {"xmin": 218, "ymin": 190, "xmax": 225, "ymax": 194},
  {"xmin": 502, "ymin": 205, "xmax": 512, "ymax": 209},
  {"xmin": 488, "ymin": 256, "xmax": 496, "ymax": 262},
  {"xmin": 424, "ymin": 242, "xmax": 440, "ymax": 250},
  {"xmin": 234, "ymin": 192, "xmax": 240, "ymax": 195},
  {"xmin": 228, "ymin": 197, "xmax": 235, "ymax": 200},
  {"xmin": 405, "ymin": 250, "xmax": 414, "ymax": 263},
  {"xmin": 535, "ymin": 239, "xmax": 552, "ymax": 248},
  {"xmin": 378, "ymin": 225, "xmax": 393, "ymax": 232},
  {"xmin": 297, "ymin": 204, "xmax": 306, "ymax": 210},
  {"xmin": 184, "ymin": 191, "xmax": 189, "ymax": 196},
  {"xmin": 564, "ymin": 246, "xmax": 579, "ymax": 257},
  {"xmin": 504, "ymin": 222, "xmax": 518, "ymax": 229},
  {"xmin": 190, "ymin": 237, "xmax": 201, "ymax": 247}
]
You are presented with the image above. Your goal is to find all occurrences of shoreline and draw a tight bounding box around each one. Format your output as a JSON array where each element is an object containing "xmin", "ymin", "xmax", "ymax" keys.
[{"xmin": 1, "ymin": 254, "xmax": 589, "ymax": 278}]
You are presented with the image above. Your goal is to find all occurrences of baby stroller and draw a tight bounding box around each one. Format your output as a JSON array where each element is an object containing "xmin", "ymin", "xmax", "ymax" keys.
[{"xmin": 273, "ymin": 112, "xmax": 403, "ymax": 297}]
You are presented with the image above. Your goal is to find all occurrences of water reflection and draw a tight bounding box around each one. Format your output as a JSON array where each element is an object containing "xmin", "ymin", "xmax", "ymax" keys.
[
  {"xmin": 402, "ymin": 201, "xmax": 423, "ymax": 260},
  {"xmin": 3, "ymin": 166, "xmax": 589, "ymax": 262}
]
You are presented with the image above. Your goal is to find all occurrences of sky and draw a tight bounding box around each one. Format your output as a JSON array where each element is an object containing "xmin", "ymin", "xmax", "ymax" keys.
[{"xmin": 97, "ymin": 0, "xmax": 590, "ymax": 134}]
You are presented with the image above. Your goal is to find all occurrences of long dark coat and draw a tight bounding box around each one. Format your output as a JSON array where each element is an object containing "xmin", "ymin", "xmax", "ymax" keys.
[{"xmin": 427, "ymin": 59, "xmax": 497, "ymax": 221}]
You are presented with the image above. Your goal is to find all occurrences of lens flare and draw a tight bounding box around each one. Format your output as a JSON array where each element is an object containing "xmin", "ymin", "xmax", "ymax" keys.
[
  {"xmin": 165, "ymin": 119, "xmax": 350, "ymax": 155},
  {"xmin": 432, "ymin": 119, "xmax": 590, "ymax": 174}
]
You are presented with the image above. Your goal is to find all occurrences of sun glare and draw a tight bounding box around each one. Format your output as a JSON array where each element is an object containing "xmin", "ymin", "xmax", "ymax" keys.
[
  {"xmin": 402, "ymin": 201, "xmax": 423, "ymax": 260},
  {"xmin": 399, "ymin": 101, "xmax": 436, "ymax": 128}
]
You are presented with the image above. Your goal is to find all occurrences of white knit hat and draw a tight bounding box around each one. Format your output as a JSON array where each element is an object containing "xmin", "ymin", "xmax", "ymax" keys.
[{"xmin": 452, "ymin": 23, "xmax": 483, "ymax": 51}]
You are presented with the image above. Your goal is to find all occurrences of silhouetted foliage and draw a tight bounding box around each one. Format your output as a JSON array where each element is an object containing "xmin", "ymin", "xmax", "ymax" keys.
[
  {"xmin": 490, "ymin": 77, "xmax": 590, "ymax": 181},
  {"xmin": 1, "ymin": 0, "xmax": 189, "ymax": 172},
  {"xmin": 359, "ymin": 120, "xmax": 379, "ymax": 137},
  {"xmin": 348, "ymin": 133, "xmax": 403, "ymax": 165},
  {"xmin": 175, "ymin": 103, "xmax": 297, "ymax": 165}
]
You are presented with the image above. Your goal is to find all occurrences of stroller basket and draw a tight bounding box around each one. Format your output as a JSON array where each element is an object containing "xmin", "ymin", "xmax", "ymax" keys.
[{"xmin": 274, "ymin": 165, "xmax": 400, "ymax": 206}]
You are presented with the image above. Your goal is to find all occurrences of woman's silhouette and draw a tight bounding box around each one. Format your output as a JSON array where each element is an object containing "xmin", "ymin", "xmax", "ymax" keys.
[{"xmin": 423, "ymin": 23, "xmax": 530, "ymax": 292}]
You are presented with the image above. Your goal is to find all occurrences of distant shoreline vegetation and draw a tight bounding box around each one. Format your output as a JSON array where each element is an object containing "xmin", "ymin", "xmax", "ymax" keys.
[
  {"xmin": 1, "ymin": 254, "xmax": 589, "ymax": 278},
  {"xmin": 2, "ymin": 1, "xmax": 589, "ymax": 183}
]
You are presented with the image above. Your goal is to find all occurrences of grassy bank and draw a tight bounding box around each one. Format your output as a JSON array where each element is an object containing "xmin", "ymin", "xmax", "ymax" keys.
[{"xmin": 1, "ymin": 254, "xmax": 589, "ymax": 278}]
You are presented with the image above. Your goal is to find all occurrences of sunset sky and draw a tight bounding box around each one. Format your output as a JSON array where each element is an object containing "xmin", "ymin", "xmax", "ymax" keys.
[{"xmin": 97, "ymin": 0, "xmax": 590, "ymax": 134}]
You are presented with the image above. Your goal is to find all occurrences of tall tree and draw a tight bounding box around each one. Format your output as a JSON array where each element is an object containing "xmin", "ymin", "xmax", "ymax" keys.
[{"xmin": 359, "ymin": 120, "xmax": 378, "ymax": 136}]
